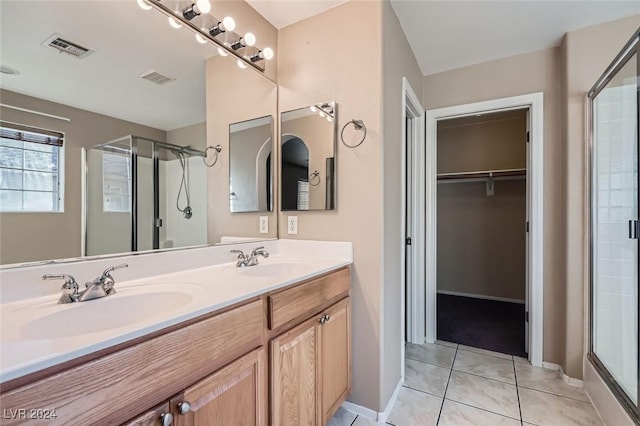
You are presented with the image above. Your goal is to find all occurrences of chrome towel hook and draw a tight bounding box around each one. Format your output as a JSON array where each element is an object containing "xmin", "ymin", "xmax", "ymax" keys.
[
  {"xmin": 341, "ymin": 119, "xmax": 366, "ymax": 148},
  {"xmin": 203, "ymin": 144, "xmax": 222, "ymax": 167}
]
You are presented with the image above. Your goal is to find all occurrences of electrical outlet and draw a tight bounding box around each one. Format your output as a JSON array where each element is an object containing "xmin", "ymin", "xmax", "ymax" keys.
[
  {"xmin": 287, "ymin": 216, "xmax": 298, "ymax": 235},
  {"xmin": 259, "ymin": 216, "xmax": 268, "ymax": 234}
]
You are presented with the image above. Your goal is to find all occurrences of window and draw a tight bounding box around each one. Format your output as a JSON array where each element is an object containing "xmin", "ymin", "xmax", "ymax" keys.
[
  {"xmin": 0, "ymin": 124, "xmax": 64, "ymax": 212},
  {"xmin": 102, "ymin": 150, "xmax": 131, "ymax": 212},
  {"xmin": 297, "ymin": 179, "xmax": 309, "ymax": 210}
]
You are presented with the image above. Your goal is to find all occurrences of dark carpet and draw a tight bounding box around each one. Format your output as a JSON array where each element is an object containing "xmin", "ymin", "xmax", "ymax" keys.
[{"xmin": 437, "ymin": 294, "xmax": 526, "ymax": 358}]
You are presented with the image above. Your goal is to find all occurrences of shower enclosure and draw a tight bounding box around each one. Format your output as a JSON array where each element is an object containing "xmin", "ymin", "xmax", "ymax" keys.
[
  {"xmin": 85, "ymin": 135, "xmax": 207, "ymax": 256},
  {"xmin": 589, "ymin": 29, "xmax": 639, "ymax": 421}
]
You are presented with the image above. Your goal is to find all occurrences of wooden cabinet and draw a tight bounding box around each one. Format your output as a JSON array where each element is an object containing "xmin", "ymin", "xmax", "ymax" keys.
[
  {"xmin": 122, "ymin": 403, "xmax": 172, "ymax": 426},
  {"xmin": 271, "ymin": 316, "xmax": 319, "ymax": 426},
  {"xmin": 170, "ymin": 348, "xmax": 266, "ymax": 426},
  {"xmin": 0, "ymin": 267, "xmax": 350, "ymax": 426},
  {"xmin": 269, "ymin": 268, "xmax": 351, "ymax": 426},
  {"xmin": 318, "ymin": 298, "xmax": 351, "ymax": 425}
]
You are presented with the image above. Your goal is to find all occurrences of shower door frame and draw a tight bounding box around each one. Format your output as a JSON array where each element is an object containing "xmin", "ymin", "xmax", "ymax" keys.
[{"xmin": 587, "ymin": 28, "xmax": 640, "ymax": 423}]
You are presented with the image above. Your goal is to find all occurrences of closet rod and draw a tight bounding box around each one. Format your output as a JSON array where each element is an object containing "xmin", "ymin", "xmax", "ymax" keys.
[{"xmin": 437, "ymin": 168, "xmax": 526, "ymax": 181}]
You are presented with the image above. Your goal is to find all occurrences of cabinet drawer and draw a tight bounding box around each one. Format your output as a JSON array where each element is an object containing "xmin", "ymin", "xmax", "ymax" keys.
[
  {"xmin": 0, "ymin": 299, "xmax": 264, "ymax": 426},
  {"xmin": 268, "ymin": 267, "xmax": 349, "ymax": 330}
]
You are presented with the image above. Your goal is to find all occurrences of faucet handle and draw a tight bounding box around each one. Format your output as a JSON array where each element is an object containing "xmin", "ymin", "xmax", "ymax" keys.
[
  {"xmin": 251, "ymin": 246, "xmax": 269, "ymax": 258},
  {"xmin": 230, "ymin": 249, "xmax": 246, "ymax": 259},
  {"xmin": 43, "ymin": 274, "xmax": 79, "ymax": 303},
  {"xmin": 99, "ymin": 263, "xmax": 128, "ymax": 295}
]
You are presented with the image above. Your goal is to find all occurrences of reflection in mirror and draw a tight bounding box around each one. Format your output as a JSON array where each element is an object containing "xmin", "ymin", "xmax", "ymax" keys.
[
  {"xmin": 280, "ymin": 102, "xmax": 337, "ymax": 211},
  {"xmin": 86, "ymin": 136, "xmax": 207, "ymax": 256},
  {"xmin": 0, "ymin": 0, "xmax": 278, "ymax": 266},
  {"xmin": 229, "ymin": 116, "xmax": 273, "ymax": 213}
]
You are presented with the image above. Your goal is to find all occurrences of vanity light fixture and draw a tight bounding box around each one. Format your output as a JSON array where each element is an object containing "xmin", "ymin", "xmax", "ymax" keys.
[
  {"xmin": 209, "ymin": 16, "xmax": 235, "ymax": 37},
  {"xmin": 146, "ymin": 0, "xmax": 272, "ymax": 71},
  {"xmin": 182, "ymin": 0, "xmax": 211, "ymax": 20},
  {"xmin": 237, "ymin": 59, "xmax": 247, "ymax": 69},
  {"xmin": 250, "ymin": 47, "xmax": 274, "ymax": 62},
  {"xmin": 168, "ymin": 16, "xmax": 182, "ymax": 29},
  {"xmin": 136, "ymin": 0, "xmax": 152, "ymax": 11}
]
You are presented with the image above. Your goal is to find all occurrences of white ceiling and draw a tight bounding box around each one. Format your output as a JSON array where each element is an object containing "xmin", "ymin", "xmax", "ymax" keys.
[
  {"xmin": 0, "ymin": 1, "xmax": 215, "ymax": 131},
  {"xmin": 246, "ymin": 0, "xmax": 349, "ymax": 29},
  {"xmin": 390, "ymin": 0, "xmax": 640, "ymax": 76}
]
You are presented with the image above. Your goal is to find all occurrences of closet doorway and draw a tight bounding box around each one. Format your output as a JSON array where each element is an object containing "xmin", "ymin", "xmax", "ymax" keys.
[
  {"xmin": 436, "ymin": 109, "xmax": 528, "ymax": 357},
  {"xmin": 425, "ymin": 93, "xmax": 544, "ymax": 366}
]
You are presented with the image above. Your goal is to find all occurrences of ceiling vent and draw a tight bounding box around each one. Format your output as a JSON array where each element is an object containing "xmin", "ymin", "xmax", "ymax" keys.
[
  {"xmin": 42, "ymin": 34, "xmax": 94, "ymax": 59},
  {"xmin": 138, "ymin": 69, "xmax": 175, "ymax": 86}
]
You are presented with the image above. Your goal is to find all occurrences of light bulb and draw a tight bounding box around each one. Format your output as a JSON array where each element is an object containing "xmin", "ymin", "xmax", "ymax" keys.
[
  {"xmin": 196, "ymin": 0, "xmax": 211, "ymax": 14},
  {"xmin": 310, "ymin": 106, "xmax": 318, "ymax": 112},
  {"xmin": 237, "ymin": 59, "xmax": 247, "ymax": 69},
  {"xmin": 327, "ymin": 116, "xmax": 334, "ymax": 122},
  {"xmin": 319, "ymin": 111, "xmax": 326, "ymax": 118},
  {"xmin": 262, "ymin": 47, "xmax": 274, "ymax": 60},
  {"xmin": 168, "ymin": 17, "xmax": 182, "ymax": 29},
  {"xmin": 195, "ymin": 33, "xmax": 207, "ymax": 44},
  {"xmin": 217, "ymin": 47, "xmax": 228, "ymax": 57},
  {"xmin": 136, "ymin": 0, "xmax": 152, "ymax": 11},
  {"xmin": 223, "ymin": 16, "xmax": 236, "ymax": 32},
  {"xmin": 244, "ymin": 32, "xmax": 256, "ymax": 47}
]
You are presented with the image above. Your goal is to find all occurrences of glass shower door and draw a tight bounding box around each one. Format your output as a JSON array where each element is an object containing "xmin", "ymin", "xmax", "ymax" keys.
[{"xmin": 590, "ymin": 32, "xmax": 639, "ymax": 419}]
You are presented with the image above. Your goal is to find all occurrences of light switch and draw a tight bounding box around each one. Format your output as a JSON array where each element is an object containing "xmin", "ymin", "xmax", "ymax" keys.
[
  {"xmin": 287, "ymin": 216, "xmax": 298, "ymax": 235},
  {"xmin": 259, "ymin": 216, "xmax": 268, "ymax": 234}
]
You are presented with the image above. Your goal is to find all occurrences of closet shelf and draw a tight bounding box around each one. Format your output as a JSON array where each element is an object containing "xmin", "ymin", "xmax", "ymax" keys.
[{"xmin": 437, "ymin": 168, "xmax": 526, "ymax": 182}]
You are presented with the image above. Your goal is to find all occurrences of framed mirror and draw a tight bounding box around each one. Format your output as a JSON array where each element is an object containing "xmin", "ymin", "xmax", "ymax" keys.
[
  {"xmin": 229, "ymin": 116, "xmax": 273, "ymax": 213},
  {"xmin": 0, "ymin": 0, "xmax": 277, "ymax": 266},
  {"xmin": 280, "ymin": 101, "xmax": 336, "ymax": 211}
]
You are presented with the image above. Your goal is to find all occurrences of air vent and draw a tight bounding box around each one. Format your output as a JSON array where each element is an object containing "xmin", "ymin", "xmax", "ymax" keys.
[
  {"xmin": 138, "ymin": 69, "xmax": 175, "ymax": 86},
  {"xmin": 42, "ymin": 34, "xmax": 94, "ymax": 59}
]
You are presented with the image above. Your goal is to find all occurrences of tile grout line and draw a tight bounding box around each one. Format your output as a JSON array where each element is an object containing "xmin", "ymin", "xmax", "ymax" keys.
[
  {"xmin": 450, "ymin": 367, "xmax": 517, "ymax": 386},
  {"xmin": 435, "ymin": 345, "xmax": 458, "ymax": 425},
  {"xmin": 516, "ymin": 384, "xmax": 592, "ymax": 403},
  {"xmin": 442, "ymin": 397, "xmax": 523, "ymax": 423},
  {"xmin": 401, "ymin": 383, "xmax": 446, "ymax": 400},
  {"xmin": 513, "ymin": 356, "xmax": 524, "ymax": 425}
]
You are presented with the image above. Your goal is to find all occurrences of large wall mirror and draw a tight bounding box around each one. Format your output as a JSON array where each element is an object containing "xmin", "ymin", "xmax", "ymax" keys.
[
  {"xmin": 0, "ymin": 0, "xmax": 277, "ymax": 266},
  {"xmin": 280, "ymin": 102, "xmax": 336, "ymax": 211},
  {"xmin": 229, "ymin": 116, "xmax": 273, "ymax": 213}
]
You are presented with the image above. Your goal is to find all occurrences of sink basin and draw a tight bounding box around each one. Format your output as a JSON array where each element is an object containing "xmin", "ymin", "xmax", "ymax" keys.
[
  {"xmin": 238, "ymin": 262, "xmax": 308, "ymax": 277},
  {"xmin": 15, "ymin": 290, "xmax": 194, "ymax": 340}
]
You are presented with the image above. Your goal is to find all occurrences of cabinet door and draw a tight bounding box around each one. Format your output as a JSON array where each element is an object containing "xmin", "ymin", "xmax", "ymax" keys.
[
  {"xmin": 319, "ymin": 298, "xmax": 351, "ymax": 425},
  {"xmin": 171, "ymin": 348, "xmax": 266, "ymax": 426},
  {"xmin": 122, "ymin": 403, "xmax": 173, "ymax": 426},
  {"xmin": 271, "ymin": 316, "xmax": 319, "ymax": 426}
]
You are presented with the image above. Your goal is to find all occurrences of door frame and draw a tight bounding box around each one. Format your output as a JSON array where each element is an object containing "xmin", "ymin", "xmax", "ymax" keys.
[
  {"xmin": 400, "ymin": 77, "xmax": 426, "ymax": 357},
  {"xmin": 425, "ymin": 92, "xmax": 544, "ymax": 367}
]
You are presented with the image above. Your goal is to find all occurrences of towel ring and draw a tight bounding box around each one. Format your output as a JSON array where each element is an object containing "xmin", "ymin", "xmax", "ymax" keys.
[
  {"xmin": 309, "ymin": 170, "xmax": 321, "ymax": 187},
  {"xmin": 340, "ymin": 119, "xmax": 366, "ymax": 148},
  {"xmin": 203, "ymin": 144, "xmax": 222, "ymax": 167}
]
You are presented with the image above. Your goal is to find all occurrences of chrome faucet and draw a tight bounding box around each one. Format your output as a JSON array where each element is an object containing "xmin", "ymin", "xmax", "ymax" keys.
[
  {"xmin": 43, "ymin": 263, "xmax": 128, "ymax": 304},
  {"xmin": 230, "ymin": 247, "xmax": 269, "ymax": 267}
]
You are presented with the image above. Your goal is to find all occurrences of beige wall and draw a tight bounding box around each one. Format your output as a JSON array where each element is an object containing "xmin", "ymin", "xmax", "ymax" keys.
[
  {"xmin": 0, "ymin": 89, "xmax": 165, "ymax": 265},
  {"xmin": 561, "ymin": 15, "xmax": 640, "ymax": 378},
  {"xmin": 438, "ymin": 180, "xmax": 526, "ymax": 300},
  {"xmin": 206, "ymin": 55, "xmax": 278, "ymax": 243},
  {"xmin": 437, "ymin": 115, "xmax": 527, "ymax": 301},
  {"xmin": 278, "ymin": 1, "xmax": 384, "ymax": 410},
  {"xmin": 423, "ymin": 47, "xmax": 566, "ymax": 367},
  {"xmin": 380, "ymin": 0, "xmax": 424, "ymax": 410}
]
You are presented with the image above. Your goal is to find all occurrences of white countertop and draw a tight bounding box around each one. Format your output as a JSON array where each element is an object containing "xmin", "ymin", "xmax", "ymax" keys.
[{"xmin": 0, "ymin": 240, "xmax": 352, "ymax": 383}]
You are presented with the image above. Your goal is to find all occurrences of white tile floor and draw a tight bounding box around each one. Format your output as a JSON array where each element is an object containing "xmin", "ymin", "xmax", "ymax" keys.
[{"xmin": 329, "ymin": 341, "xmax": 603, "ymax": 426}]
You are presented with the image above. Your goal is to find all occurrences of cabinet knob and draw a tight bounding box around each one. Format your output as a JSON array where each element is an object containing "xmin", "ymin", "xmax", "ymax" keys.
[
  {"xmin": 160, "ymin": 412, "xmax": 174, "ymax": 426},
  {"xmin": 178, "ymin": 401, "xmax": 191, "ymax": 415},
  {"xmin": 318, "ymin": 314, "xmax": 330, "ymax": 324},
  {"xmin": 325, "ymin": 314, "xmax": 331, "ymax": 322}
]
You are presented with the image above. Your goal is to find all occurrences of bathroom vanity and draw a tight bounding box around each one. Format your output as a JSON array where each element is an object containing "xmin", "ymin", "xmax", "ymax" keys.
[{"xmin": 0, "ymin": 240, "xmax": 352, "ymax": 426}]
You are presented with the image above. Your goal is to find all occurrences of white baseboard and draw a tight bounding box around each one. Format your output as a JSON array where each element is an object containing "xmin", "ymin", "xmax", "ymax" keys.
[
  {"xmin": 341, "ymin": 377, "xmax": 403, "ymax": 423},
  {"xmin": 542, "ymin": 361, "xmax": 584, "ymax": 388},
  {"xmin": 437, "ymin": 290, "xmax": 525, "ymax": 304}
]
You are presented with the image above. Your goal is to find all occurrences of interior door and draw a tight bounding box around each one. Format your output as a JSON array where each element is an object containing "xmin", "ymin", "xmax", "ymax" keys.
[
  {"xmin": 405, "ymin": 113, "xmax": 414, "ymax": 342},
  {"xmin": 525, "ymin": 108, "xmax": 531, "ymax": 357}
]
